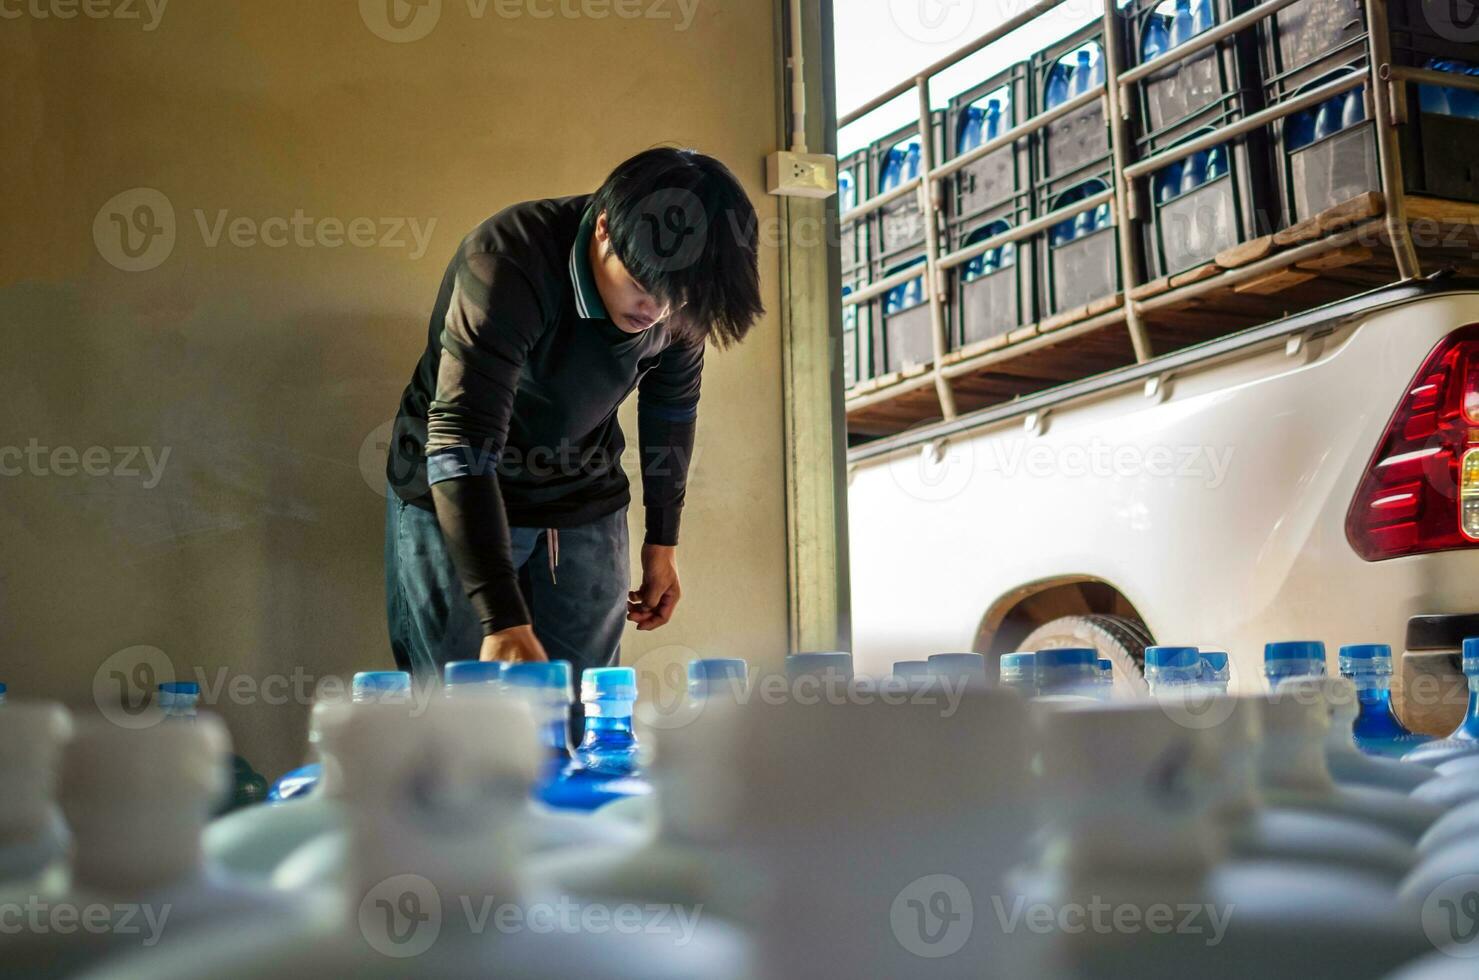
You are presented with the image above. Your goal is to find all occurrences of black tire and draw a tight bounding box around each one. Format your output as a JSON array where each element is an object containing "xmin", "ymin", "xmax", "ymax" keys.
[{"xmin": 1019, "ymin": 614, "xmax": 1152, "ymax": 696}]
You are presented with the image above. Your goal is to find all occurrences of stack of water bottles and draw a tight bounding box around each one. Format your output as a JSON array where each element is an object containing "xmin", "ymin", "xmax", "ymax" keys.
[
  {"xmin": 10, "ymin": 635, "xmax": 1479, "ymax": 976},
  {"xmin": 1043, "ymin": 45, "xmax": 1112, "ymax": 248},
  {"xmin": 1417, "ymin": 58, "xmax": 1479, "ymax": 120},
  {"xmin": 1285, "ymin": 80, "xmax": 1368, "ymax": 153},
  {"xmin": 957, "ymin": 97, "xmax": 1015, "ymax": 279}
]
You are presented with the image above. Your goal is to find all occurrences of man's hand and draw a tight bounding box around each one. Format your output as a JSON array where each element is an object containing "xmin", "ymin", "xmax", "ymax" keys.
[
  {"xmin": 480, "ymin": 625, "xmax": 549, "ymax": 663},
  {"xmin": 628, "ymin": 543, "xmax": 681, "ymax": 631}
]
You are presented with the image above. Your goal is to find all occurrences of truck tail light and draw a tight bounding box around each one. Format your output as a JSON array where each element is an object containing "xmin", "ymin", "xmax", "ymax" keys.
[{"xmin": 1347, "ymin": 324, "xmax": 1479, "ymax": 560}]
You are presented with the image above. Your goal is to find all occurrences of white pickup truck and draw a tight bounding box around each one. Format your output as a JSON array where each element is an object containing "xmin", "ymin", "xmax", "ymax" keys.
[{"xmin": 846, "ymin": 277, "xmax": 1479, "ymax": 733}]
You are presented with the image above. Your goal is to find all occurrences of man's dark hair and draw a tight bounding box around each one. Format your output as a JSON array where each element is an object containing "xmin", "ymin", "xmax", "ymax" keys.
[{"xmin": 590, "ymin": 147, "xmax": 764, "ymax": 348}]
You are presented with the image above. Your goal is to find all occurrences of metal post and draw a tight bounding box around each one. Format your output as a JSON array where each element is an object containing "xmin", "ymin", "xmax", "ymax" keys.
[
  {"xmin": 915, "ymin": 75, "xmax": 958, "ymax": 421},
  {"xmin": 1365, "ymin": 0, "xmax": 1420, "ymax": 280},
  {"xmin": 1102, "ymin": 0, "xmax": 1153, "ymax": 362}
]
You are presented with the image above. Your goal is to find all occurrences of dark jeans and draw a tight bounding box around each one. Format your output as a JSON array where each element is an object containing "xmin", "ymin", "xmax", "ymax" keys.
[{"xmin": 384, "ymin": 485, "xmax": 629, "ymax": 697}]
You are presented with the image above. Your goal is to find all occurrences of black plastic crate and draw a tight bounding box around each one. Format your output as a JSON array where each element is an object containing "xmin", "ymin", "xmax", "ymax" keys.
[
  {"xmin": 945, "ymin": 64, "xmax": 1032, "ymax": 224},
  {"xmin": 1035, "ymin": 169, "xmax": 1121, "ymax": 315},
  {"xmin": 838, "ymin": 148, "xmax": 870, "ymax": 279},
  {"xmin": 867, "ymin": 113, "xmax": 946, "ymax": 263},
  {"xmin": 868, "ymin": 249, "xmax": 934, "ymax": 375},
  {"xmin": 1396, "ymin": 59, "xmax": 1479, "ymax": 201},
  {"xmin": 948, "ymin": 196, "xmax": 1036, "ymax": 349},
  {"xmin": 1269, "ymin": 64, "xmax": 1381, "ymax": 224},
  {"xmin": 1125, "ymin": 0, "xmax": 1264, "ymax": 137},
  {"xmin": 1030, "ymin": 21, "xmax": 1112, "ymax": 184},
  {"xmin": 1256, "ymin": 0, "xmax": 1369, "ymax": 97},
  {"xmin": 1138, "ymin": 102, "xmax": 1276, "ymax": 277}
]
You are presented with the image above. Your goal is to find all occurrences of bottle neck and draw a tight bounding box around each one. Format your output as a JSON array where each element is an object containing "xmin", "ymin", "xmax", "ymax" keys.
[
  {"xmin": 1463, "ymin": 676, "xmax": 1479, "ymax": 736},
  {"xmin": 581, "ymin": 711, "xmax": 634, "ymax": 742},
  {"xmin": 539, "ymin": 703, "xmax": 574, "ymax": 761}
]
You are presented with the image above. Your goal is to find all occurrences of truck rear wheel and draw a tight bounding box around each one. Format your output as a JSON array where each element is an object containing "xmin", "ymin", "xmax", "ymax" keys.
[{"xmin": 1018, "ymin": 614, "xmax": 1151, "ymax": 696}]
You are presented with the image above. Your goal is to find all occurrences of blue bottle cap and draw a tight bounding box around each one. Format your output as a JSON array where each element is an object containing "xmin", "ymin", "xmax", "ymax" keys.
[
  {"xmin": 1144, "ymin": 646, "xmax": 1199, "ymax": 669},
  {"xmin": 687, "ymin": 658, "xmax": 747, "ymax": 684},
  {"xmin": 504, "ymin": 661, "xmax": 573, "ymax": 697},
  {"xmin": 157, "ymin": 681, "xmax": 200, "ymax": 695},
  {"xmin": 1263, "ymin": 640, "xmax": 1325, "ymax": 663},
  {"xmin": 1097, "ymin": 658, "xmax": 1113, "ymax": 671},
  {"xmin": 443, "ymin": 660, "xmax": 503, "ymax": 686},
  {"xmin": 928, "ymin": 653, "xmax": 987, "ymax": 672},
  {"xmin": 1200, "ymin": 652, "xmax": 1228, "ymax": 672},
  {"xmin": 1036, "ymin": 648, "xmax": 1096, "ymax": 669},
  {"xmin": 1464, "ymin": 638, "xmax": 1479, "ymax": 676},
  {"xmin": 786, "ymin": 651, "xmax": 854, "ymax": 679},
  {"xmin": 1337, "ymin": 643, "xmax": 1392, "ymax": 675},
  {"xmin": 582, "ymin": 666, "xmax": 638, "ymax": 703},
  {"xmin": 352, "ymin": 671, "xmax": 411, "ymax": 697},
  {"xmin": 893, "ymin": 660, "xmax": 929, "ymax": 678}
]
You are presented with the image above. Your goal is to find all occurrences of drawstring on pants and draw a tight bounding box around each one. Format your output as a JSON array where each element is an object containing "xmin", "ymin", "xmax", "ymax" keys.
[{"xmin": 547, "ymin": 528, "xmax": 560, "ymax": 585}]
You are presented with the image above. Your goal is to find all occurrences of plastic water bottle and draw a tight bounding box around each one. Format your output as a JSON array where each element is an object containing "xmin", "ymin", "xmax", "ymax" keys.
[
  {"xmin": 1097, "ymin": 657, "xmax": 1114, "ymax": 692},
  {"xmin": 1286, "ymin": 108, "xmax": 1317, "ymax": 151},
  {"xmin": 1404, "ymin": 637, "xmax": 1479, "ymax": 767},
  {"xmin": 1045, "ymin": 61, "xmax": 1070, "ymax": 110},
  {"xmin": 0, "ymin": 702, "xmax": 71, "ymax": 890},
  {"xmin": 1264, "ymin": 640, "xmax": 1326, "ymax": 686},
  {"xmin": 1201, "ymin": 651, "xmax": 1231, "ymax": 692},
  {"xmin": 1073, "ymin": 205, "xmax": 1096, "ymax": 238},
  {"xmin": 1338, "ymin": 644, "xmax": 1431, "ymax": 759},
  {"xmin": 1180, "ymin": 149, "xmax": 1209, "ymax": 195},
  {"xmin": 1205, "ymin": 144, "xmax": 1228, "ymax": 181},
  {"xmin": 1144, "ymin": 644, "xmax": 1203, "ymax": 693},
  {"xmin": 1265, "ymin": 677, "xmax": 1444, "ymax": 841},
  {"xmin": 503, "ymin": 661, "xmax": 575, "ymax": 785},
  {"xmin": 4, "ymin": 716, "xmax": 304, "ymax": 979},
  {"xmin": 927, "ymin": 652, "xmax": 988, "ymax": 687},
  {"xmin": 984, "ymin": 98, "xmax": 1002, "ymax": 141},
  {"xmin": 1342, "ymin": 87, "xmax": 1366, "ymax": 129},
  {"xmin": 999, "ymin": 652, "xmax": 1037, "ymax": 698},
  {"xmin": 1441, "ymin": 60, "xmax": 1479, "ymax": 118},
  {"xmin": 1035, "ymin": 647, "xmax": 1101, "ymax": 699},
  {"xmin": 1173, "ymin": 692, "xmax": 1418, "ymax": 882},
  {"xmin": 1014, "ymin": 701, "xmax": 1430, "ymax": 979},
  {"xmin": 1142, "ymin": 12, "xmax": 1171, "ymax": 64},
  {"xmin": 958, "ymin": 105, "xmax": 983, "ymax": 153},
  {"xmin": 1171, "ymin": 0, "xmax": 1194, "ymax": 47},
  {"xmin": 1313, "ymin": 98, "xmax": 1340, "ymax": 141},
  {"xmin": 785, "ymin": 650, "xmax": 853, "ymax": 685},
  {"xmin": 1192, "ymin": 0, "xmax": 1215, "ymax": 34},
  {"xmin": 266, "ymin": 671, "xmax": 414, "ymax": 802},
  {"xmin": 1070, "ymin": 49, "xmax": 1093, "ymax": 97},
  {"xmin": 158, "ymin": 679, "xmax": 200, "ymax": 719},
  {"xmin": 1419, "ymin": 61, "xmax": 1454, "ymax": 116},
  {"xmin": 443, "ymin": 658, "xmax": 503, "ymax": 694},
  {"xmin": 687, "ymin": 658, "xmax": 748, "ymax": 703},
  {"xmin": 1283, "ymin": 674, "xmax": 1433, "ymax": 793},
  {"xmin": 535, "ymin": 668, "xmax": 651, "ymax": 814},
  {"xmin": 903, "ymin": 140, "xmax": 921, "ymax": 181},
  {"xmin": 1157, "ymin": 159, "xmax": 1185, "ymax": 203},
  {"xmin": 890, "ymin": 660, "xmax": 933, "ymax": 695}
]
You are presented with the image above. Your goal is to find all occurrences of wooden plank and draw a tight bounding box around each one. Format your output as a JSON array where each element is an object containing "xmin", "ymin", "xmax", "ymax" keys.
[
  {"xmin": 1130, "ymin": 276, "xmax": 1172, "ymax": 301},
  {"xmin": 1038, "ymin": 292, "xmax": 1124, "ymax": 335},
  {"xmin": 1215, "ymin": 234, "xmax": 1276, "ymax": 269},
  {"xmin": 1403, "ymin": 194, "xmax": 1479, "ymax": 227},
  {"xmin": 1168, "ymin": 263, "xmax": 1222, "ymax": 289},
  {"xmin": 941, "ymin": 331, "xmax": 1011, "ymax": 365},
  {"xmin": 1296, "ymin": 245, "xmax": 1374, "ymax": 272},
  {"xmin": 1232, "ymin": 267, "xmax": 1318, "ymax": 296},
  {"xmin": 1273, "ymin": 192, "xmax": 1384, "ymax": 247}
]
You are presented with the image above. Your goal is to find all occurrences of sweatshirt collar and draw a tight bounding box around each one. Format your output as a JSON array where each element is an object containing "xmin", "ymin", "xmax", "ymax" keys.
[{"xmin": 568, "ymin": 207, "xmax": 609, "ymax": 321}]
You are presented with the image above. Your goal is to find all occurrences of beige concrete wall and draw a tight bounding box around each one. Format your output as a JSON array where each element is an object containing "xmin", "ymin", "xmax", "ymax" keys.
[{"xmin": 0, "ymin": 0, "xmax": 788, "ymax": 777}]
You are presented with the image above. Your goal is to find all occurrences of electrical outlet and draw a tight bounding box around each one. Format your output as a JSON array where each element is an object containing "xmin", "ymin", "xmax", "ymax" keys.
[{"xmin": 766, "ymin": 151, "xmax": 838, "ymax": 199}]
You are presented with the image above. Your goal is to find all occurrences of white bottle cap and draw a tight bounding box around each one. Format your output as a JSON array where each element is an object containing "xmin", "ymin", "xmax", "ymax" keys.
[
  {"xmin": 61, "ymin": 714, "xmax": 230, "ymax": 892},
  {"xmin": 333, "ymin": 695, "xmax": 538, "ymax": 909}
]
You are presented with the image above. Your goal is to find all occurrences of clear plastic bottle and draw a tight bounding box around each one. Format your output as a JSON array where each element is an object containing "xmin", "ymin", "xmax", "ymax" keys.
[
  {"xmin": 1265, "ymin": 678, "xmax": 1444, "ymax": 842},
  {"xmin": 1035, "ymin": 647, "xmax": 1102, "ymax": 699},
  {"xmin": 1070, "ymin": 49, "xmax": 1093, "ymax": 97},
  {"xmin": 1096, "ymin": 657, "xmax": 1114, "ymax": 693},
  {"xmin": 1192, "ymin": 0, "xmax": 1214, "ymax": 35},
  {"xmin": 1338, "ymin": 644, "xmax": 1432, "ymax": 759},
  {"xmin": 537, "ymin": 667, "xmax": 652, "ymax": 814},
  {"xmin": 1264, "ymin": 639, "xmax": 1326, "ymax": 686},
  {"xmin": 1170, "ymin": 0, "xmax": 1194, "ymax": 47},
  {"xmin": 1200, "ymin": 650, "xmax": 1230, "ymax": 692},
  {"xmin": 1143, "ymin": 645, "xmax": 1203, "ymax": 694},
  {"xmin": 1044, "ymin": 61, "xmax": 1070, "ymax": 111},
  {"xmin": 1287, "ymin": 673, "xmax": 1436, "ymax": 793},
  {"xmin": 1404, "ymin": 637, "xmax": 1479, "ymax": 767},
  {"xmin": 927, "ymin": 651, "xmax": 988, "ymax": 687},
  {"xmin": 999, "ymin": 652, "xmax": 1037, "ymax": 698},
  {"xmin": 984, "ymin": 98, "xmax": 1002, "ymax": 141},
  {"xmin": 1011, "ymin": 701, "xmax": 1429, "ymax": 979},
  {"xmin": 4, "ymin": 716, "xmax": 304, "ymax": 979},
  {"xmin": 1142, "ymin": 11, "xmax": 1171, "ymax": 65},
  {"xmin": 686, "ymin": 658, "xmax": 748, "ymax": 702}
]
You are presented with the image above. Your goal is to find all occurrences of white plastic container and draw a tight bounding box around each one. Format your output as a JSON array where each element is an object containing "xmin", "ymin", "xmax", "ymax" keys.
[
  {"xmin": 83, "ymin": 696, "xmax": 750, "ymax": 980},
  {"xmin": 1011, "ymin": 701, "xmax": 1429, "ymax": 978},
  {"xmin": 0, "ymin": 702, "xmax": 72, "ymax": 891},
  {"xmin": 1, "ymin": 716, "xmax": 305, "ymax": 979},
  {"xmin": 1162, "ymin": 692, "xmax": 1418, "ymax": 882},
  {"xmin": 1265, "ymin": 678, "xmax": 1445, "ymax": 842}
]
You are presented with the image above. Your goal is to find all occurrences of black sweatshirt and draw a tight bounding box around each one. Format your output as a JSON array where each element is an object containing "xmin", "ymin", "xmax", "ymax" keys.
[{"xmin": 388, "ymin": 195, "xmax": 701, "ymax": 633}]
